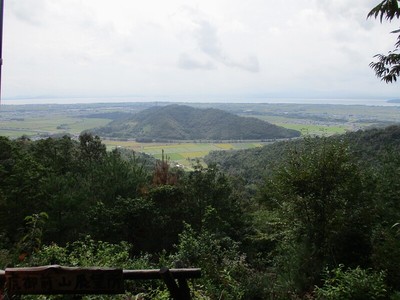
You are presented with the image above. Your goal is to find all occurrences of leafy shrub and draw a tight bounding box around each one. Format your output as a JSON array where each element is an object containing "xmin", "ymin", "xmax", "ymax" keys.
[
  {"xmin": 371, "ymin": 225, "xmax": 400, "ymax": 291},
  {"xmin": 314, "ymin": 265, "xmax": 387, "ymax": 300},
  {"xmin": 170, "ymin": 223, "xmax": 260, "ymax": 300}
]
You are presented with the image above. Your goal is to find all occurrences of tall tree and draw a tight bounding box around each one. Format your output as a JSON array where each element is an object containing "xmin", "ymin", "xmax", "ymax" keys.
[
  {"xmin": 368, "ymin": 0, "xmax": 400, "ymax": 82},
  {"xmin": 259, "ymin": 138, "xmax": 376, "ymax": 293}
]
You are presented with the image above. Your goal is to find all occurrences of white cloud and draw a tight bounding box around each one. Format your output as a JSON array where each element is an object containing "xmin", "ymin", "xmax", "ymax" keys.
[
  {"xmin": 3, "ymin": 0, "xmax": 400, "ymax": 100},
  {"xmin": 174, "ymin": 7, "xmax": 260, "ymax": 73},
  {"xmin": 9, "ymin": 0, "xmax": 48, "ymax": 25},
  {"xmin": 178, "ymin": 53, "xmax": 216, "ymax": 70}
]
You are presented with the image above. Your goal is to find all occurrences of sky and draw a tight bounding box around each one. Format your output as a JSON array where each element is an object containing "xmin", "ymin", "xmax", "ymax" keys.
[{"xmin": 3, "ymin": 0, "xmax": 400, "ymax": 103}]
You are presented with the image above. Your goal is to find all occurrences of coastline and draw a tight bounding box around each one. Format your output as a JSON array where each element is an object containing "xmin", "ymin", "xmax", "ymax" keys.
[{"xmin": 2, "ymin": 96, "xmax": 399, "ymax": 106}]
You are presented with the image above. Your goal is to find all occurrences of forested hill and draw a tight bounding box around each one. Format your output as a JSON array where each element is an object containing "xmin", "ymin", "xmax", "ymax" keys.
[
  {"xmin": 204, "ymin": 124, "xmax": 400, "ymax": 184},
  {"xmin": 90, "ymin": 104, "xmax": 300, "ymax": 140}
]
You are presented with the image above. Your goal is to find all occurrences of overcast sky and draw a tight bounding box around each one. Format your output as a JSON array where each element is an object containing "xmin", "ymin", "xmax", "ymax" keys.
[{"xmin": 3, "ymin": 0, "xmax": 400, "ymax": 102}]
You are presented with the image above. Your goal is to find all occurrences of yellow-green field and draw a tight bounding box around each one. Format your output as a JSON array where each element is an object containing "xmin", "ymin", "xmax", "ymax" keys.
[
  {"xmin": 275, "ymin": 123, "xmax": 349, "ymax": 136},
  {"xmin": 104, "ymin": 140, "xmax": 266, "ymax": 168},
  {"xmin": 250, "ymin": 115, "xmax": 351, "ymax": 136}
]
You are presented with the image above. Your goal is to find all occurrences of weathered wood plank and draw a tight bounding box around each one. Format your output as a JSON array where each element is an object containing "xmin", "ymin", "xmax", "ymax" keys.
[
  {"xmin": 123, "ymin": 268, "xmax": 201, "ymax": 280},
  {"xmin": 5, "ymin": 265, "xmax": 124, "ymax": 295}
]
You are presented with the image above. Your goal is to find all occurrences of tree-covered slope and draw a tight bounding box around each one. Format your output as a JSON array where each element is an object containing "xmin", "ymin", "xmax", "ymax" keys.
[
  {"xmin": 3, "ymin": 125, "xmax": 400, "ymax": 299},
  {"xmin": 204, "ymin": 124, "xmax": 400, "ymax": 184},
  {"xmin": 90, "ymin": 104, "xmax": 300, "ymax": 140}
]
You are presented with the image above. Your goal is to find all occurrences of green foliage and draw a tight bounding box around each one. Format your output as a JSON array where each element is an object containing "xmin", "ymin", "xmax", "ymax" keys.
[
  {"xmin": 181, "ymin": 163, "xmax": 248, "ymax": 240},
  {"xmin": 3, "ymin": 126, "xmax": 400, "ymax": 299},
  {"xmin": 204, "ymin": 139, "xmax": 302, "ymax": 189},
  {"xmin": 87, "ymin": 196, "xmax": 159, "ymax": 251},
  {"xmin": 21, "ymin": 237, "xmax": 160, "ymax": 300},
  {"xmin": 371, "ymin": 225, "xmax": 400, "ymax": 290},
  {"xmin": 30, "ymin": 135, "xmax": 78, "ymax": 174},
  {"xmin": 258, "ymin": 138, "xmax": 376, "ymax": 293},
  {"xmin": 315, "ymin": 265, "xmax": 387, "ymax": 300},
  {"xmin": 18, "ymin": 212, "xmax": 49, "ymax": 256},
  {"xmin": 85, "ymin": 160, "xmax": 246, "ymax": 254},
  {"xmin": 79, "ymin": 133, "xmax": 107, "ymax": 164},
  {"xmin": 171, "ymin": 224, "xmax": 249, "ymax": 300},
  {"xmin": 368, "ymin": 0, "xmax": 400, "ymax": 22},
  {"xmin": 368, "ymin": 0, "xmax": 400, "ymax": 82},
  {"xmin": 0, "ymin": 134, "xmax": 153, "ymax": 247},
  {"xmin": 0, "ymin": 144, "xmax": 49, "ymax": 245},
  {"xmin": 23, "ymin": 236, "xmax": 146, "ymax": 269},
  {"xmin": 204, "ymin": 125, "xmax": 400, "ymax": 298},
  {"xmin": 205, "ymin": 125, "xmax": 400, "ymax": 187}
]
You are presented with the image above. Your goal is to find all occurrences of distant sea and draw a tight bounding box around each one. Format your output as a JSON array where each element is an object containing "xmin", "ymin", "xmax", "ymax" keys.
[{"xmin": 3, "ymin": 96, "xmax": 400, "ymax": 106}]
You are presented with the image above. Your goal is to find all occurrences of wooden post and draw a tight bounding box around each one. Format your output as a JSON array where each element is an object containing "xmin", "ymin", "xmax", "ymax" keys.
[
  {"xmin": 177, "ymin": 277, "xmax": 191, "ymax": 299},
  {"xmin": 0, "ymin": 270, "xmax": 5, "ymax": 300},
  {"xmin": 160, "ymin": 267, "xmax": 183, "ymax": 300},
  {"xmin": 173, "ymin": 261, "xmax": 190, "ymax": 299}
]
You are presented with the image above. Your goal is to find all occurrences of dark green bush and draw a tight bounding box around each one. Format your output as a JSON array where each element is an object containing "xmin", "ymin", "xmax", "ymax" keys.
[{"xmin": 314, "ymin": 265, "xmax": 387, "ymax": 300}]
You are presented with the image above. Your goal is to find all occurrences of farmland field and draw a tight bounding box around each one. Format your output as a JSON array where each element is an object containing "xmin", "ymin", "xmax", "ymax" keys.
[
  {"xmin": 104, "ymin": 140, "xmax": 266, "ymax": 168},
  {"xmin": 1, "ymin": 101, "xmax": 400, "ymax": 167},
  {"xmin": 0, "ymin": 116, "xmax": 110, "ymax": 138},
  {"xmin": 274, "ymin": 123, "xmax": 349, "ymax": 135}
]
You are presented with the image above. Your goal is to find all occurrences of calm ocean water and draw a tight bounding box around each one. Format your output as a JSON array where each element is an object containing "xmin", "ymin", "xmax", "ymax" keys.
[{"xmin": 3, "ymin": 96, "xmax": 400, "ymax": 106}]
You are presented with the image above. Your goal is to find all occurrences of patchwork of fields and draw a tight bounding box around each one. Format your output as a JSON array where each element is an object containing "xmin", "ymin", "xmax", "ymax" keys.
[{"xmin": 1, "ymin": 101, "xmax": 400, "ymax": 168}]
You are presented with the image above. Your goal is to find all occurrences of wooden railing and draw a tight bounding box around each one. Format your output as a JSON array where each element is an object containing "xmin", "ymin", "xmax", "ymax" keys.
[{"xmin": 0, "ymin": 265, "xmax": 201, "ymax": 300}]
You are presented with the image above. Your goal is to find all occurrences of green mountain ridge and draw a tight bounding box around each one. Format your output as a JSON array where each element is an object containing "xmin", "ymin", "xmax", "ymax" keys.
[
  {"xmin": 204, "ymin": 124, "xmax": 400, "ymax": 184},
  {"xmin": 90, "ymin": 104, "xmax": 301, "ymax": 140}
]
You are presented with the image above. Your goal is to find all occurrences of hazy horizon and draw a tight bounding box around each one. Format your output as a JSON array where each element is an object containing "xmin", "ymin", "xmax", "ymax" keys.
[{"xmin": 2, "ymin": 95, "xmax": 400, "ymax": 106}]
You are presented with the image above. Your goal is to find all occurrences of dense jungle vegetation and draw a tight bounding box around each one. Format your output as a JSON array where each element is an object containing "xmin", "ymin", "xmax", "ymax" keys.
[{"xmin": 1, "ymin": 125, "xmax": 400, "ymax": 299}]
